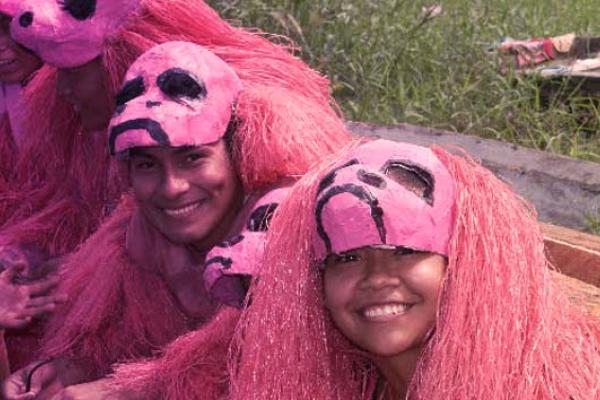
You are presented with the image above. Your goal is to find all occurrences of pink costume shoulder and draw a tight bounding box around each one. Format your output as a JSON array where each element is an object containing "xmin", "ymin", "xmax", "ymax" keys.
[{"xmin": 38, "ymin": 196, "xmax": 190, "ymax": 376}]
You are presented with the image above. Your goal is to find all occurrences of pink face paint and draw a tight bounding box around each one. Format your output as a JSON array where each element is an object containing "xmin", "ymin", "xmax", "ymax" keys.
[
  {"xmin": 9, "ymin": 0, "xmax": 140, "ymax": 68},
  {"xmin": 203, "ymin": 186, "xmax": 290, "ymax": 308},
  {"xmin": 108, "ymin": 41, "xmax": 242, "ymax": 155},
  {"xmin": 313, "ymin": 140, "xmax": 455, "ymax": 260}
]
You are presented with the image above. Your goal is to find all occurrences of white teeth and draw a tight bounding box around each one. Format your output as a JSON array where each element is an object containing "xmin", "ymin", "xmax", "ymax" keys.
[
  {"xmin": 163, "ymin": 201, "xmax": 204, "ymax": 217},
  {"xmin": 363, "ymin": 303, "xmax": 412, "ymax": 318}
]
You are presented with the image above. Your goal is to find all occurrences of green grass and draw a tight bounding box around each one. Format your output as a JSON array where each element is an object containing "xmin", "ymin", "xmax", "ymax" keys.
[
  {"xmin": 587, "ymin": 210, "xmax": 600, "ymax": 235},
  {"xmin": 208, "ymin": 0, "xmax": 600, "ymax": 162}
]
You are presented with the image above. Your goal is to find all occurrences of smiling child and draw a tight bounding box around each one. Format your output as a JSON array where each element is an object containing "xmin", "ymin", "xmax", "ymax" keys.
[{"xmin": 232, "ymin": 139, "xmax": 600, "ymax": 399}]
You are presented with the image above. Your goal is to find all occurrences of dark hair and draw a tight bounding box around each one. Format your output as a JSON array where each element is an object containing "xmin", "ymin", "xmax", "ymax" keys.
[{"xmin": 223, "ymin": 109, "xmax": 238, "ymax": 158}]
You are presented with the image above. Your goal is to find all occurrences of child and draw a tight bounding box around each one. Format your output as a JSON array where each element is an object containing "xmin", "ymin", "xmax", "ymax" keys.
[
  {"xmin": 1, "ymin": 41, "xmax": 350, "ymax": 400},
  {"xmin": 0, "ymin": 0, "xmax": 351, "ymax": 374},
  {"xmin": 232, "ymin": 139, "xmax": 600, "ymax": 399}
]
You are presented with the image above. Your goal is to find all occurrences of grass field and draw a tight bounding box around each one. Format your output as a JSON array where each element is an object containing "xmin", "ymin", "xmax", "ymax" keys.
[
  {"xmin": 208, "ymin": 0, "xmax": 600, "ymax": 163},
  {"xmin": 207, "ymin": 0, "xmax": 600, "ymax": 233}
]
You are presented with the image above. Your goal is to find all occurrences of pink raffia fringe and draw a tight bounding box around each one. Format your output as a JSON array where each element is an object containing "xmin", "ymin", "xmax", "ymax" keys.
[
  {"xmin": 229, "ymin": 140, "xmax": 600, "ymax": 399},
  {"xmin": 112, "ymin": 307, "xmax": 240, "ymax": 400}
]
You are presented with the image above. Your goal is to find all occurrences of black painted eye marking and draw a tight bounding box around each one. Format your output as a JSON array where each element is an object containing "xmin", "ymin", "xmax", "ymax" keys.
[
  {"xmin": 156, "ymin": 68, "xmax": 207, "ymax": 101},
  {"xmin": 204, "ymin": 256, "xmax": 233, "ymax": 270},
  {"xmin": 217, "ymin": 234, "xmax": 245, "ymax": 248},
  {"xmin": 114, "ymin": 104, "xmax": 127, "ymax": 116},
  {"xmin": 58, "ymin": 0, "xmax": 97, "ymax": 20},
  {"xmin": 315, "ymin": 184, "xmax": 386, "ymax": 255},
  {"xmin": 115, "ymin": 76, "xmax": 145, "ymax": 107},
  {"xmin": 19, "ymin": 12, "xmax": 33, "ymax": 27},
  {"xmin": 247, "ymin": 203, "xmax": 279, "ymax": 232},
  {"xmin": 109, "ymin": 118, "xmax": 170, "ymax": 155},
  {"xmin": 357, "ymin": 169, "xmax": 387, "ymax": 189},
  {"xmin": 382, "ymin": 160, "xmax": 435, "ymax": 205},
  {"xmin": 317, "ymin": 159, "xmax": 359, "ymax": 195}
]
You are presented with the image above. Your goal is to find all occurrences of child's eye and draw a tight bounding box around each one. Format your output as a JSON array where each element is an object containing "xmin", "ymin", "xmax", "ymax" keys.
[
  {"xmin": 185, "ymin": 153, "xmax": 203, "ymax": 163},
  {"xmin": 132, "ymin": 160, "xmax": 156, "ymax": 171},
  {"xmin": 333, "ymin": 252, "xmax": 361, "ymax": 264},
  {"xmin": 394, "ymin": 246, "xmax": 422, "ymax": 256}
]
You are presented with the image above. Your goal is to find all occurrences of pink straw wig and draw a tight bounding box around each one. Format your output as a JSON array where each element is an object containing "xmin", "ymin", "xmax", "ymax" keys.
[
  {"xmin": 230, "ymin": 139, "xmax": 600, "ymax": 399},
  {"xmin": 24, "ymin": 0, "xmax": 352, "ymax": 385},
  {"xmin": 1, "ymin": 0, "xmax": 351, "ymax": 372},
  {"xmin": 0, "ymin": 0, "xmax": 350, "ymax": 259}
]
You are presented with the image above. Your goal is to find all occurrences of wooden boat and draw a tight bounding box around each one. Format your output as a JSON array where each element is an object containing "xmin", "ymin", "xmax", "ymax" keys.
[{"xmin": 543, "ymin": 223, "xmax": 600, "ymax": 316}]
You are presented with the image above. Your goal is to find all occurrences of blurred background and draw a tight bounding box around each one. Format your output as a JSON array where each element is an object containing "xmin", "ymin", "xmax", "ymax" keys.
[{"xmin": 208, "ymin": 0, "xmax": 600, "ymax": 163}]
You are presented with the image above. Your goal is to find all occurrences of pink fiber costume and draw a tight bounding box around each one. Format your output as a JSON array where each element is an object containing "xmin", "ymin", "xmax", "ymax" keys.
[
  {"xmin": 231, "ymin": 139, "xmax": 600, "ymax": 399},
  {"xmin": 0, "ymin": 1, "xmax": 33, "ymax": 206},
  {"xmin": 36, "ymin": 37, "xmax": 350, "ymax": 399},
  {"xmin": 1, "ymin": 0, "xmax": 351, "ymax": 372}
]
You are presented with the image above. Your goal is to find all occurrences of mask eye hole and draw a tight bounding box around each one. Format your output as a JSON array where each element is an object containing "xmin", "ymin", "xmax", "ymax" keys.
[
  {"xmin": 156, "ymin": 68, "xmax": 207, "ymax": 101},
  {"xmin": 383, "ymin": 160, "xmax": 434, "ymax": 205},
  {"xmin": 115, "ymin": 76, "xmax": 145, "ymax": 107},
  {"xmin": 59, "ymin": 0, "xmax": 97, "ymax": 20},
  {"xmin": 247, "ymin": 203, "xmax": 279, "ymax": 232}
]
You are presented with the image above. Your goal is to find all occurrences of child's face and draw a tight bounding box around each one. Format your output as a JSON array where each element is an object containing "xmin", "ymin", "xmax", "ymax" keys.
[
  {"xmin": 324, "ymin": 247, "xmax": 445, "ymax": 358},
  {"xmin": 129, "ymin": 141, "xmax": 243, "ymax": 250},
  {"xmin": 0, "ymin": 14, "xmax": 42, "ymax": 84}
]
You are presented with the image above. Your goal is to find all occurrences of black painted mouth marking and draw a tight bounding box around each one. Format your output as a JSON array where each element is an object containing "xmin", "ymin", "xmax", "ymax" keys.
[
  {"xmin": 315, "ymin": 183, "xmax": 386, "ymax": 254},
  {"xmin": 109, "ymin": 118, "xmax": 170, "ymax": 155}
]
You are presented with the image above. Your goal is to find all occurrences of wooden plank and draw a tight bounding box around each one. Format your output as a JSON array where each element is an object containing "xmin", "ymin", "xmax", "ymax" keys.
[
  {"xmin": 543, "ymin": 223, "xmax": 600, "ymax": 288},
  {"xmin": 553, "ymin": 271, "xmax": 600, "ymax": 317}
]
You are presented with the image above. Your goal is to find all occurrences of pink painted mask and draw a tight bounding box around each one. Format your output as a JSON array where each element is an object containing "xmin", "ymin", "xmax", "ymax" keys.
[
  {"xmin": 313, "ymin": 140, "xmax": 455, "ymax": 261},
  {"xmin": 108, "ymin": 41, "xmax": 242, "ymax": 155},
  {"xmin": 203, "ymin": 186, "xmax": 290, "ymax": 308},
  {"xmin": 9, "ymin": 0, "xmax": 139, "ymax": 68}
]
